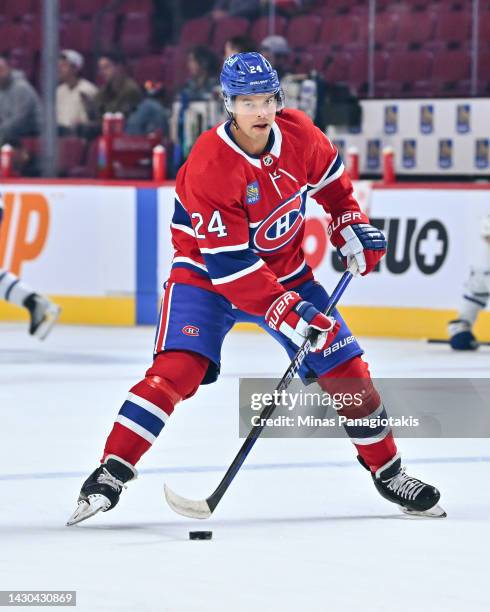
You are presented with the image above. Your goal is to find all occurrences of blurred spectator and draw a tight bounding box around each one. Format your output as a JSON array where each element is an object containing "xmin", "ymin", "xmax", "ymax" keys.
[
  {"xmin": 93, "ymin": 52, "xmax": 142, "ymax": 119},
  {"xmin": 260, "ymin": 35, "xmax": 328, "ymax": 128},
  {"xmin": 126, "ymin": 81, "xmax": 169, "ymax": 136},
  {"xmin": 178, "ymin": 46, "xmax": 219, "ymax": 103},
  {"xmin": 211, "ymin": 0, "xmax": 265, "ymax": 20},
  {"xmin": 57, "ymin": 50, "xmax": 98, "ymax": 135},
  {"xmin": 224, "ymin": 35, "xmax": 257, "ymax": 58},
  {"xmin": 0, "ymin": 55, "xmax": 41, "ymax": 146},
  {"xmin": 260, "ymin": 35, "xmax": 291, "ymax": 78}
]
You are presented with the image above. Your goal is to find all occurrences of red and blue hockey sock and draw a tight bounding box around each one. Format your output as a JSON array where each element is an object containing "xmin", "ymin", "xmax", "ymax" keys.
[
  {"xmin": 319, "ymin": 356, "xmax": 397, "ymax": 472},
  {"xmin": 102, "ymin": 350, "xmax": 209, "ymax": 466}
]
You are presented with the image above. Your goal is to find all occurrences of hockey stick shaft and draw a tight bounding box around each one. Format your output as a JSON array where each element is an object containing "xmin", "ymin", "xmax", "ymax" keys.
[
  {"xmin": 205, "ymin": 267, "xmax": 355, "ymax": 513},
  {"xmin": 427, "ymin": 339, "xmax": 490, "ymax": 346}
]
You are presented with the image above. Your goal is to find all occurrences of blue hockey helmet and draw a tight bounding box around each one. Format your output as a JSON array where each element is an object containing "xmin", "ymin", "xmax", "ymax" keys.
[{"xmin": 220, "ymin": 52, "xmax": 284, "ymax": 112}]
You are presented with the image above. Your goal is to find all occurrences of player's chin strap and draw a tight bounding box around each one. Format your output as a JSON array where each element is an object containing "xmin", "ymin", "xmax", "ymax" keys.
[{"xmin": 163, "ymin": 260, "xmax": 358, "ymax": 520}]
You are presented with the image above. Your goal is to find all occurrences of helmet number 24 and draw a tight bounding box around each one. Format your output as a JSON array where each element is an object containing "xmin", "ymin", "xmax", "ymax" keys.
[{"xmin": 249, "ymin": 65, "xmax": 263, "ymax": 74}]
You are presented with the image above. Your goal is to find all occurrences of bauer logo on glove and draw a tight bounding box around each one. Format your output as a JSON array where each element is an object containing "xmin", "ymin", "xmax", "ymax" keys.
[
  {"xmin": 265, "ymin": 291, "xmax": 341, "ymax": 352},
  {"xmin": 328, "ymin": 210, "xmax": 386, "ymax": 276}
]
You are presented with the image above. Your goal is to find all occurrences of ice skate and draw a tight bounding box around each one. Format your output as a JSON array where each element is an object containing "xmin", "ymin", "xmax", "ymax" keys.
[
  {"xmin": 448, "ymin": 319, "xmax": 479, "ymax": 351},
  {"xmin": 66, "ymin": 455, "xmax": 137, "ymax": 526},
  {"xmin": 361, "ymin": 454, "xmax": 447, "ymax": 518},
  {"xmin": 24, "ymin": 293, "xmax": 61, "ymax": 340}
]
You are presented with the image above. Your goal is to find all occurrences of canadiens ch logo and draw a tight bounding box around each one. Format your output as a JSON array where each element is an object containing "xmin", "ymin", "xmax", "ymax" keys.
[
  {"xmin": 182, "ymin": 325, "xmax": 200, "ymax": 337},
  {"xmin": 252, "ymin": 191, "xmax": 305, "ymax": 253}
]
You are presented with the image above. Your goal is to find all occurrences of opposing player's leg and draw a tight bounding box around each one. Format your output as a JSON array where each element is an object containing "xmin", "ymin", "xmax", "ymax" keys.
[
  {"xmin": 67, "ymin": 282, "xmax": 235, "ymax": 525},
  {"xmin": 0, "ymin": 269, "xmax": 61, "ymax": 340},
  {"xmin": 448, "ymin": 267, "xmax": 489, "ymax": 350}
]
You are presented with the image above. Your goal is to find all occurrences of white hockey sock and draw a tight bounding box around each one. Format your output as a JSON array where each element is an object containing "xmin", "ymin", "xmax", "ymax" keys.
[
  {"xmin": 0, "ymin": 269, "xmax": 35, "ymax": 307},
  {"xmin": 458, "ymin": 267, "xmax": 490, "ymax": 325}
]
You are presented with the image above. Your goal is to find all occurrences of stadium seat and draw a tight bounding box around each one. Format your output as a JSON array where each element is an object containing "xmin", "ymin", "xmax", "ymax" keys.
[
  {"xmin": 479, "ymin": 9, "xmax": 490, "ymax": 49},
  {"xmin": 3, "ymin": 0, "xmax": 35, "ymax": 20},
  {"xmin": 211, "ymin": 17, "xmax": 250, "ymax": 53},
  {"xmin": 120, "ymin": 12, "xmax": 153, "ymax": 56},
  {"xmin": 376, "ymin": 50, "xmax": 433, "ymax": 96},
  {"xmin": 307, "ymin": 44, "xmax": 334, "ymax": 72},
  {"xmin": 20, "ymin": 137, "xmax": 41, "ymax": 177},
  {"xmin": 20, "ymin": 14, "xmax": 41, "ymax": 50},
  {"xmin": 130, "ymin": 55, "xmax": 166, "ymax": 86},
  {"xmin": 290, "ymin": 51, "xmax": 314, "ymax": 74},
  {"xmin": 0, "ymin": 22, "xmax": 27, "ymax": 53},
  {"xmin": 117, "ymin": 0, "xmax": 153, "ymax": 14},
  {"xmin": 323, "ymin": 52, "xmax": 350, "ymax": 86},
  {"xmin": 57, "ymin": 138, "xmax": 87, "ymax": 177},
  {"xmin": 348, "ymin": 51, "xmax": 389, "ymax": 95},
  {"xmin": 60, "ymin": 18, "xmax": 94, "ymax": 53},
  {"xmin": 319, "ymin": 15, "xmax": 362, "ymax": 49},
  {"xmin": 388, "ymin": 50, "xmax": 433, "ymax": 82},
  {"xmin": 162, "ymin": 45, "xmax": 189, "ymax": 89},
  {"xmin": 433, "ymin": 8, "xmax": 472, "ymax": 46},
  {"xmin": 180, "ymin": 17, "xmax": 214, "ymax": 48},
  {"xmin": 477, "ymin": 50, "xmax": 490, "ymax": 94},
  {"xmin": 94, "ymin": 12, "xmax": 117, "ymax": 52},
  {"xmin": 431, "ymin": 49, "xmax": 471, "ymax": 95},
  {"xmin": 68, "ymin": 139, "xmax": 98, "ymax": 178},
  {"xmin": 249, "ymin": 15, "xmax": 287, "ymax": 44},
  {"xmin": 316, "ymin": 0, "xmax": 359, "ymax": 13},
  {"xmin": 374, "ymin": 11, "xmax": 398, "ymax": 47},
  {"xmin": 287, "ymin": 15, "xmax": 322, "ymax": 49},
  {"xmin": 70, "ymin": 0, "xmax": 106, "ymax": 17},
  {"xmin": 395, "ymin": 10, "xmax": 435, "ymax": 46},
  {"xmin": 9, "ymin": 48, "xmax": 36, "ymax": 81}
]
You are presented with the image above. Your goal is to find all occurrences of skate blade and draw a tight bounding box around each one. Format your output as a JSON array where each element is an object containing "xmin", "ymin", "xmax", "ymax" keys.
[
  {"xmin": 33, "ymin": 304, "xmax": 61, "ymax": 341},
  {"xmin": 401, "ymin": 503, "xmax": 447, "ymax": 518},
  {"xmin": 66, "ymin": 495, "xmax": 110, "ymax": 526}
]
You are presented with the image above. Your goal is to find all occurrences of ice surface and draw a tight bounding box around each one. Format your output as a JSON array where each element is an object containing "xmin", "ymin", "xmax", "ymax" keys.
[{"xmin": 0, "ymin": 323, "xmax": 489, "ymax": 612}]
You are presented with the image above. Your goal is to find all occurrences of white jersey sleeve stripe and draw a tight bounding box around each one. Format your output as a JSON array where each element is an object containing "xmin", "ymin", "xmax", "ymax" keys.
[
  {"xmin": 211, "ymin": 259, "xmax": 265, "ymax": 285},
  {"xmin": 200, "ymin": 241, "xmax": 250, "ymax": 254},
  {"xmin": 308, "ymin": 163, "xmax": 345, "ymax": 196},
  {"xmin": 277, "ymin": 260, "xmax": 307, "ymax": 282},
  {"xmin": 171, "ymin": 223, "xmax": 195, "ymax": 237},
  {"xmin": 172, "ymin": 256, "xmax": 208, "ymax": 272}
]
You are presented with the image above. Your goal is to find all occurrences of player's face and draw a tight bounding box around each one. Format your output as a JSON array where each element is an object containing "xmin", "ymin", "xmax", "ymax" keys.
[{"xmin": 233, "ymin": 93, "xmax": 277, "ymax": 140}]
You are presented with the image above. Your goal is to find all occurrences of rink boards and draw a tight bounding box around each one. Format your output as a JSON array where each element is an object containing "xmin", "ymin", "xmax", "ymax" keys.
[{"xmin": 0, "ymin": 179, "xmax": 488, "ymax": 340}]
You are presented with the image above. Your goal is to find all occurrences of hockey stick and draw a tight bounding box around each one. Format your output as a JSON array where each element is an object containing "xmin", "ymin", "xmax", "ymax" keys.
[
  {"xmin": 164, "ymin": 264, "xmax": 356, "ymax": 519},
  {"xmin": 427, "ymin": 338, "xmax": 490, "ymax": 346}
]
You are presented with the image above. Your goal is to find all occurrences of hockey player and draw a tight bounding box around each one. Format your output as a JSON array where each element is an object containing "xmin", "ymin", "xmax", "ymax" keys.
[
  {"xmin": 67, "ymin": 53, "xmax": 445, "ymax": 526},
  {"xmin": 448, "ymin": 213, "xmax": 490, "ymax": 350},
  {"xmin": 0, "ymin": 194, "xmax": 60, "ymax": 340}
]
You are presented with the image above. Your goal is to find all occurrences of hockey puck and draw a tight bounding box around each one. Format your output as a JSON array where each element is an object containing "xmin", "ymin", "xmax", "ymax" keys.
[{"xmin": 189, "ymin": 531, "xmax": 212, "ymax": 540}]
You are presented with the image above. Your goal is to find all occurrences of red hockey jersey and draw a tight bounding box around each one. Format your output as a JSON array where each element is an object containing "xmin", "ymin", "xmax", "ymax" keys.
[{"xmin": 169, "ymin": 108, "xmax": 361, "ymax": 316}]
